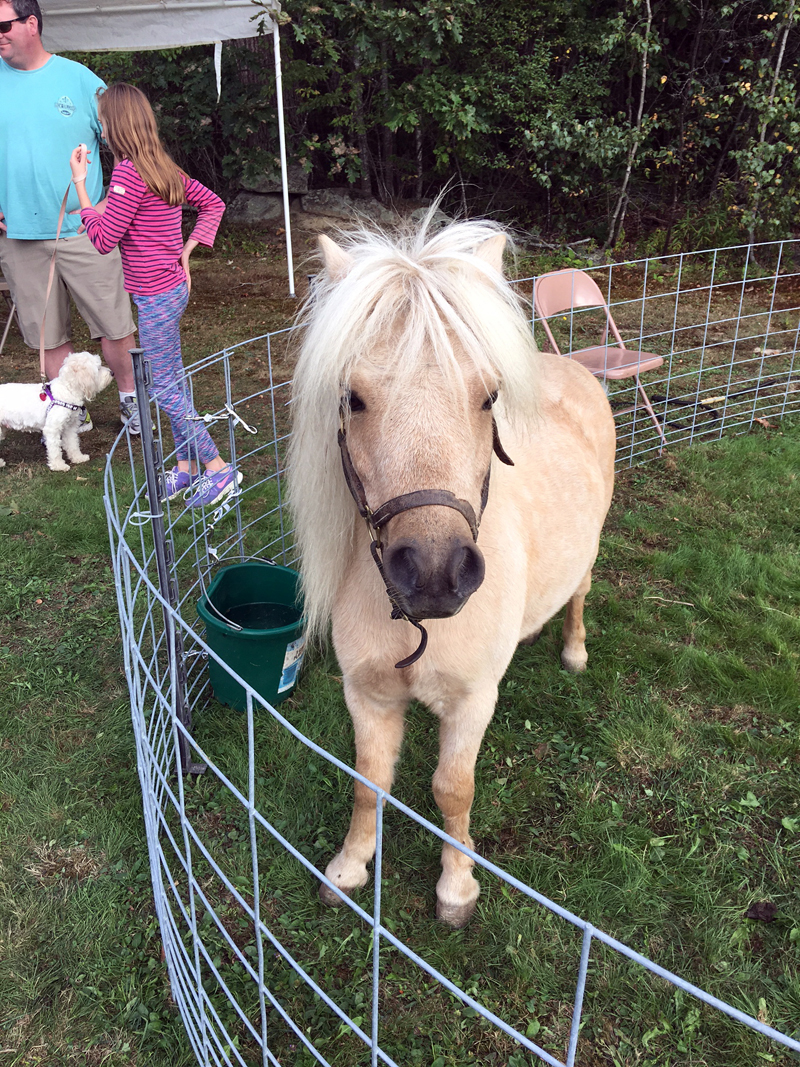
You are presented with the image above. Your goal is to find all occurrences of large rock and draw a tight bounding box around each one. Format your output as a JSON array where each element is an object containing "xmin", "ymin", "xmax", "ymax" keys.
[
  {"xmin": 301, "ymin": 188, "xmax": 396, "ymax": 224},
  {"xmin": 244, "ymin": 164, "xmax": 308, "ymax": 195},
  {"xmin": 226, "ymin": 192, "xmax": 283, "ymax": 223}
]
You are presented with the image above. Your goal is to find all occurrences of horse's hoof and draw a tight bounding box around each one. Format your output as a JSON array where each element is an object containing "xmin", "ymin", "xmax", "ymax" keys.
[
  {"xmin": 560, "ymin": 648, "xmax": 588, "ymax": 673},
  {"xmin": 436, "ymin": 899, "xmax": 476, "ymax": 928},
  {"xmin": 319, "ymin": 881, "xmax": 352, "ymax": 908}
]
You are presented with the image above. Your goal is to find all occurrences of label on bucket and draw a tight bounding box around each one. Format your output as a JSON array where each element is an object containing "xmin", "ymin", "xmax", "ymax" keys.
[{"xmin": 278, "ymin": 636, "xmax": 306, "ymax": 693}]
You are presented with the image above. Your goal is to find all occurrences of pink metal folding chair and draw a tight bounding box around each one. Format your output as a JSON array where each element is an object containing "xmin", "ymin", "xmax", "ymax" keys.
[{"xmin": 533, "ymin": 269, "xmax": 667, "ymax": 449}]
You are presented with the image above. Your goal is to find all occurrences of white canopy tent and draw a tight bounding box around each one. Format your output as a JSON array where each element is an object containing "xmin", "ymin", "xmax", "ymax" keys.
[{"xmin": 41, "ymin": 0, "xmax": 295, "ymax": 295}]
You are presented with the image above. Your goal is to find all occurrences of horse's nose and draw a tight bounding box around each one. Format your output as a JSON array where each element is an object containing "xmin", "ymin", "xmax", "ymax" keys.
[{"xmin": 383, "ymin": 536, "xmax": 485, "ymax": 619}]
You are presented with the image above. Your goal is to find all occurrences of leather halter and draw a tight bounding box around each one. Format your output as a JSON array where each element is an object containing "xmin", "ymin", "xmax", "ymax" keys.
[{"xmin": 338, "ymin": 405, "xmax": 514, "ymax": 669}]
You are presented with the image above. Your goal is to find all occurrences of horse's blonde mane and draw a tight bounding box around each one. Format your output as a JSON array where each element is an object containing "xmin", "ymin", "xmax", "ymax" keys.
[{"xmin": 287, "ymin": 214, "xmax": 540, "ymax": 642}]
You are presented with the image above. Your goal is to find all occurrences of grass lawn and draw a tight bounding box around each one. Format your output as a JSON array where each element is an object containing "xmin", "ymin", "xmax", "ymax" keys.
[
  {"xmin": 0, "ymin": 225, "xmax": 798, "ymax": 1065},
  {"xmin": 2, "ymin": 422, "xmax": 798, "ymax": 1066}
]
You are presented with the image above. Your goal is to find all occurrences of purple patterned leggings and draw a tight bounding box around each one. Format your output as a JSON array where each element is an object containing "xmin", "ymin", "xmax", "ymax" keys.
[{"xmin": 133, "ymin": 280, "xmax": 219, "ymax": 464}]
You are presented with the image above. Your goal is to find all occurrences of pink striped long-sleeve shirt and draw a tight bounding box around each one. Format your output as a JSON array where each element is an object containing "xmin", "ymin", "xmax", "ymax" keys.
[{"xmin": 80, "ymin": 159, "xmax": 225, "ymax": 296}]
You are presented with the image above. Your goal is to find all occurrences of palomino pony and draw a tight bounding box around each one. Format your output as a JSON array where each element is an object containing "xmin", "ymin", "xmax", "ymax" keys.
[{"xmin": 287, "ymin": 217, "xmax": 615, "ymax": 927}]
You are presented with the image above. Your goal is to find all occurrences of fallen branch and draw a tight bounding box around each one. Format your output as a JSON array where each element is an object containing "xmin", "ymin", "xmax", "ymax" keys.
[{"xmin": 644, "ymin": 595, "xmax": 696, "ymax": 607}]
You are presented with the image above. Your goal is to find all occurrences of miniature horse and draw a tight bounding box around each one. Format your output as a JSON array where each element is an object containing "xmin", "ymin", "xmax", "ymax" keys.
[{"xmin": 287, "ymin": 217, "xmax": 615, "ymax": 926}]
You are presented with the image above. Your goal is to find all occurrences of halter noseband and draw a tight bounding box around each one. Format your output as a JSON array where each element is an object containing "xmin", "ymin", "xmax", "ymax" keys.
[{"xmin": 338, "ymin": 406, "xmax": 514, "ymax": 669}]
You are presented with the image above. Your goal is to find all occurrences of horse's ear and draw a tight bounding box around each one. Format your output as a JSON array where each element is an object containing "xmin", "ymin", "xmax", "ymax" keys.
[
  {"xmin": 474, "ymin": 233, "xmax": 507, "ymax": 274},
  {"xmin": 318, "ymin": 234, "xmax": 354, "ymax": 281}
]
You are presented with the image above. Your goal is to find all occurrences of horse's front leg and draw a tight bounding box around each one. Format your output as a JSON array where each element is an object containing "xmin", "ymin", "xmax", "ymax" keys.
[
  {"xmin": 320, "ymin": 678, "xmax": 407, "ymax": 906},
  {"xmin": 432, "ymin": 684, "xmax": 497, "ymax": 928}
]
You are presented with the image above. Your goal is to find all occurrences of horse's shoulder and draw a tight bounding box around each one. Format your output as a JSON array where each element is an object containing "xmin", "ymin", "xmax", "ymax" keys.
[{"xmin": 536, "ymin": 349, "xmax": 608, "ymax": 405}]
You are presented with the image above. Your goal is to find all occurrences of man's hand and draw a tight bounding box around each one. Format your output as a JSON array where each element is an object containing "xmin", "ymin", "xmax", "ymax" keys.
[{"xmin": 0, "ymin": 210, "xmax": 6, "ymax": 234}]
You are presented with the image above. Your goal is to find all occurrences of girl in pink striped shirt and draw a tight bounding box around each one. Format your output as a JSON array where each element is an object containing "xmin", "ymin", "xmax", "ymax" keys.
[{"xmin": 69, "ymin": 82, "xmax": 241, "ymax": 508}]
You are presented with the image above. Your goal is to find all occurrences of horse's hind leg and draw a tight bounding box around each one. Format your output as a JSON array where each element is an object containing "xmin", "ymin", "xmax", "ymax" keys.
[
  {"xmin": 320, "ymin": 683, "xmax": 406, "ymax": 907},
  {"xmin": 433, "ymin": 686, "xmax": 497, "ymax": 927},
  {"xmin": 561, "ymin": 565, "xmax": 593, "ymax": 673}
]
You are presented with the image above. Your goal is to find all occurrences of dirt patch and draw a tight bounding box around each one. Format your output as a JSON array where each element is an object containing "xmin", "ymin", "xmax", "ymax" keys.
[{"xmin": 25, "ymin": 840, "xmax": 106, "ymax": 883}]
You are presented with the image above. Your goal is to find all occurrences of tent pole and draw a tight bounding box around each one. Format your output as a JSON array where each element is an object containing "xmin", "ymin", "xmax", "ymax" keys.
[{"xmin": 273, "ymin": 17, "xmax": 295, "ymax": 298}]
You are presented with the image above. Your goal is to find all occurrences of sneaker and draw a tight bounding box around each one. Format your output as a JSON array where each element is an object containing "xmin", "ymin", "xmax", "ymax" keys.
[
  {"xmin": 77, "ymin": 408, "xmax": 93, "ymax": 433},
  {"xmin": 184, "ymin": 465, "xmax": 243, "ymax": 509},
  {"xmin": 162, "ymin": 466, "xmax": 200, "ymax": 501},
  {"xmin": 120, "ymin": 394, "xmax": 141, "ymax": 435}
]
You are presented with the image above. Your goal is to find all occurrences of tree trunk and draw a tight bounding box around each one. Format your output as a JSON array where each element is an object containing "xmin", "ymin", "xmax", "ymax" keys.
[
  {"xmin": 606, "ymin": 0, "xmax": 653, "ymax": 249},
  {"xmin": 379, "ymin": 41, "xmax": 394, "ymax": 200},
  {"xmin": 747, "ymin": 0, "xmax": 797, "ymax": 245},
  {"xmin": 352, "ymin": 47, "xmax": 373, "ymax": 198},
  {"xmin": 415, "ymin": 125, "xmax": 424, "ymax": 200}
]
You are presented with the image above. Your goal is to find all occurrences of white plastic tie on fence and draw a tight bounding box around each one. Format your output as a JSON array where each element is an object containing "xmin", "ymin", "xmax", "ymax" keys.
[
  {"xmin": 209, "ymin": 487, "xmax": 243, "ymax": 529},
  {"xmin": 186, "ymin": 404, "xmax": 258, "ymax": 435},
  {"xmin": 128, "ymin": 510, "xmax": 159, "ymax": 527}
]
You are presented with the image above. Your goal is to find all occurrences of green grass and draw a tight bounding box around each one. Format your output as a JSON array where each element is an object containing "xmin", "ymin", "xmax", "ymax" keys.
[{"xmin": 1, "ymin": 421, "xmax": 799, "ymax": 1066}]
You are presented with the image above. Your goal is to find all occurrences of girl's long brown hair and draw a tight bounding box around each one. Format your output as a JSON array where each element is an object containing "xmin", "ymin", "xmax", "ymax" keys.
[{"xmin": 97, "ymin": 83, "xmax": 187, "ymax": 206}]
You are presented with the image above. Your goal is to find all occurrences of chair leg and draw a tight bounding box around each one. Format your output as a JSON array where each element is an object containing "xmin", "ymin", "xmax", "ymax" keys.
[{"xmin": 636, "ymin": 378, "xmax": 667, "ymax": 453}]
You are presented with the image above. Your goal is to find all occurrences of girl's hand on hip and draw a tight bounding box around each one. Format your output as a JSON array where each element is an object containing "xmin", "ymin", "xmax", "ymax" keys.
[{"xmin": 180, "ymin": 249, "xmax": 192, "ymax": 294}]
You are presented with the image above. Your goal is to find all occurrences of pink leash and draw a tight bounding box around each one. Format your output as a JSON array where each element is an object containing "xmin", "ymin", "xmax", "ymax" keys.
[
  {"xmin": 39, "ymin": 144, "xmax": 86, "ymax": 389},
  {"xmin": 38, "ymin": 183, "xmax": 71, "ymax": 389}
]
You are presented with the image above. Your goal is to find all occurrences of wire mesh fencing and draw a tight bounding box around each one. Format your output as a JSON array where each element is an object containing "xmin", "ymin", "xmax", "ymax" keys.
[
  {"xmin": 104, "ymin": 242, "xmax": 800, "ymax": 1067},
  {"xmin": 519, "ymin": 237, "xmax": 800, "ymax": 465}
]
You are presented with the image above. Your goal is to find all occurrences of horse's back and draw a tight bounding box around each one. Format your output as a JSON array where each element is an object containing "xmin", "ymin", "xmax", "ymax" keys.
[
  {"xmin": 499, "ymin": 350, "xmax": 615, "ymax": 518},
  {"xmin": 533, "ymin": 350, "xmax": 616, "ymax": 480}
]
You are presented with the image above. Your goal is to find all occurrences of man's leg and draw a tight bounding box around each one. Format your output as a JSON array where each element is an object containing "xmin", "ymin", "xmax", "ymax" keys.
[
  {"xmin": 100, "ymin": 334, "xmax": 135, "ymax": 394},
  {"xmin": 0, "ymin": 238, "xmax": 72, "ymax": 373},
  {"xmin": 44, "ymin": 341, "xmax": 73, "ymax": 380}
]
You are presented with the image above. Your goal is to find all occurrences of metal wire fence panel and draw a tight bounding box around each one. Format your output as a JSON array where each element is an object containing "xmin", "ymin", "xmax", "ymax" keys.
[
  {"xmin": 517, "ymin": 239, "xmax": 800, "ymax": 466},
  {"xmin": 104, "ymin": 244, "xmax": 800, "ymax": 1066}
]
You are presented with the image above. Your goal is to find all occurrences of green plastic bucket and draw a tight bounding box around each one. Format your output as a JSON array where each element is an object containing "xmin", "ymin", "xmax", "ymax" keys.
[{"xmin": 197, "ymin": 561, "xmax": 305, "ymax": 712}]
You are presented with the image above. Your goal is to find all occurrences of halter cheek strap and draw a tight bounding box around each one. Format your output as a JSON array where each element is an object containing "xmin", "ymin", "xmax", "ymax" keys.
[{"xmin": 337, "ymin": 409, "xmax": 514, "ymax": 669}]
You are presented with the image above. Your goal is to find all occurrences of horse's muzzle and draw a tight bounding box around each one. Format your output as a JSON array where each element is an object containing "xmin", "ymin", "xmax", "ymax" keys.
[{"xmin": 382, "ymin": 536, "xmax": 485, "ymax": 619}]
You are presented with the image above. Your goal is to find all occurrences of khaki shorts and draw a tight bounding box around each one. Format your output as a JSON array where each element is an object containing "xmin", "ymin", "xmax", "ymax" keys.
[{"xmin": 0, "ymin": 231, "xmax": 136, "ymax": 350}]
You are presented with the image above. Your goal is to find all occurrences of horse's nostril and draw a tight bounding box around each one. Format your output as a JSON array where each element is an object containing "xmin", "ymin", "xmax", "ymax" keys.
[
  {"xmin": 452, "ymin": 544, "xmax": 484, "ymax": 598},
  {"xmin": 387, "ymin": 543, "xmax": 422, "ymax": 594}
]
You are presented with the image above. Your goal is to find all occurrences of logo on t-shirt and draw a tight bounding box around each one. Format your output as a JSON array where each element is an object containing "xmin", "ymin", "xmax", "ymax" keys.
[{"xmin": 55, "ymin": 96, "xmax": 76, "ymax": 117}]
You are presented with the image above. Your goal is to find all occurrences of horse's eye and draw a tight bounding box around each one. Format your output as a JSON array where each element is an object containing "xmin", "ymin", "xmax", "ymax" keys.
[
  {"xmin": 482, "ymin": 390, "xmax": 498, "ymax": 411},
  {"xmin": 348, "ymin": 391, "xmax": 365, "ymax": 413}
]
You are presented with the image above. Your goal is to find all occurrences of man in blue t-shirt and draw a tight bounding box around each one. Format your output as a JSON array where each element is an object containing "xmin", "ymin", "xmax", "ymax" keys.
[{"xmin": 0, "ymin": 0, "xmax": 140, "ymax": 433}]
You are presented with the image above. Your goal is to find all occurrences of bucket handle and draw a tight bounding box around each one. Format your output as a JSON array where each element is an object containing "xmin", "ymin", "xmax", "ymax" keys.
[{"xmin": 201, "ymin": 553, "xmax": 279, "ymax": 632}]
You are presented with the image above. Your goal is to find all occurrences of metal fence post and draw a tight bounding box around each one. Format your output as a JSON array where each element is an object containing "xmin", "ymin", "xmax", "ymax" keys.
[{"xmin": 131, "ymin": 347, "xmax": 206, "ymax": 776}]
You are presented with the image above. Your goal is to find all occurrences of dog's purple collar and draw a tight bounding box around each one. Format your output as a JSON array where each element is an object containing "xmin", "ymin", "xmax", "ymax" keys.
[{"xmin": 40, "ymin": 383, "xmax": 87, "ymax": 418}]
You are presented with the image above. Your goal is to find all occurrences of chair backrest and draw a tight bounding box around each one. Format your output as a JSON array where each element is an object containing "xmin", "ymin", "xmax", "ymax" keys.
[
  {"xmin": 534, "ymin": 269, "xmax": 608, "ymax": 318},
  {"xmin": 534, "ymin": 269, "xmax": 626, "ymax": 354}
]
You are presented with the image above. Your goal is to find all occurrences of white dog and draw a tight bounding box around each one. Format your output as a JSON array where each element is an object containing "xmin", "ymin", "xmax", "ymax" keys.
[{"xmin": 0, "ymin": 351, "xmax": 114, "ymax": 472}]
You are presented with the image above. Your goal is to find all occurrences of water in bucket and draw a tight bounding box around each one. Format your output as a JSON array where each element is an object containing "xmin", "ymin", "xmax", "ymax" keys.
[{"xmin": 197, "ymin": 561, "xmax": 305, "ymax": 711}]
